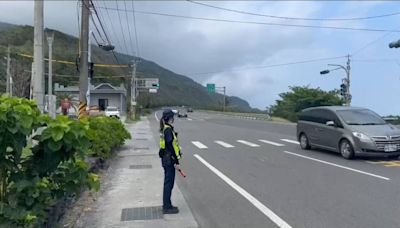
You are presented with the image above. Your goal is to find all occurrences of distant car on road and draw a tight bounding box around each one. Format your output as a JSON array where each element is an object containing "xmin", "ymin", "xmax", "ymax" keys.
[
  {"xmin": 187, "ymin": 107, "xmax": 193, "ymax": 112},
  {"xmin": 105, "ymin": 106, "xmax": 120, "ymax": 119},
  {"xmin": 178, "ymin": 110, "xmax": 188, "ymax": 118},
  {"xmin": 297, "ymin": 106, "xmax": 400, "ymax": 159}
]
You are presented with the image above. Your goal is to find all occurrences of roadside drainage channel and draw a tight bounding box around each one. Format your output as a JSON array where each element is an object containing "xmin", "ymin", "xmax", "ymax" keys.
[{"xmin": 121, "ymin": 206, "xmax": 163, "ymax": 221}]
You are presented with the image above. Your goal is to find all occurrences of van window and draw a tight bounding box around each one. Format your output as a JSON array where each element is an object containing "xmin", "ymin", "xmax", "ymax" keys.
[
  {"xmin": 337, "ymin": 109, "xmax": 385, "ymax": 125},
  {"xmin": 299, "ymin": 109, "xmax": 323, "ymax": 123},
  {"xmin": 319, "ymin": 110, "xmax": 343, "ymax": 127},
  {"xmin": 300, "ymin": 109, "xmax": 342, "ymax": 126}
]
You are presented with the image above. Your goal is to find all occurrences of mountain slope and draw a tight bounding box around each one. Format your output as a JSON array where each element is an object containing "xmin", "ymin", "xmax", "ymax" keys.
[{"xmin": 0, "ymin": 22, "xmax": 254, "ymax": 112}]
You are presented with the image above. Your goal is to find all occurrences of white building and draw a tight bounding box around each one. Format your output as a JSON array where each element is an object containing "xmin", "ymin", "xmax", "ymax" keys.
[{"xmin": 54, "ymin": 83, "xmax": 127, "ymax": 114}]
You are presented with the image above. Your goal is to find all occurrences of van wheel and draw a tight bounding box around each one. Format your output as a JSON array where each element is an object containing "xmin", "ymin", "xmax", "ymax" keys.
[
  {"xmin": 340, "ymin": 139, "xmax": 354, "ymax": 159},
  {"xmin": 299, "ymin": 133, "xmax": 311, "ymax": 150}
]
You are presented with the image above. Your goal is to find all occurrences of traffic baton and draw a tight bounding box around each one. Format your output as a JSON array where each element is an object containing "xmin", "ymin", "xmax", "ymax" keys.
[{"xmin": 177, "ymin": 168, "xmax": 187, "ymax": 178}]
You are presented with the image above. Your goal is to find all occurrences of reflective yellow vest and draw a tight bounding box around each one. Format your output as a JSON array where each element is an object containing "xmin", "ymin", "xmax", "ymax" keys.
[{"xmin": 160, "ymin": 125, "xmax": 181, "ymax": 160}]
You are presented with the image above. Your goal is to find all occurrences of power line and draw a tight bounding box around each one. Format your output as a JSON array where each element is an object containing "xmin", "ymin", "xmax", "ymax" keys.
[
  {"xmin": 352, "ymin": 32, "xmax": 395, "ymax": 56},
  {"xmin": 92, "ymin": 32, "xmax": 101, "ymax": 46},
  {"xmin": 131, "ymin": 0, "xmax": 140, "ymax": 57},
  {"xmin": 353, "ymin": 58, "xmax": 398, "ymax": 62},
  {"xmin": 96, "ymin": 6, "xmax": 400, "ymax": 33},
  {"xmin": 90, "ymin": 15, "xmax": 106, "ymax": 43},
  {"xmin": 92, "ymin": 0, "xmax": 121, "ymax": 64},
  {"xmin": 123, "ymin": 0, "xmax": 135, "ymax": 56},
  {"xmin": 18, "ymin": 53, "xmax": 128, "ymax": 67},
  {"xmin": 90, "ymin": 0, "xmax": 111, "ymax": 44},
  {"xmin": 115, "ymin": 0, "xmax": 130, "ymax": 55},
  {"xmin": 187, "ymin": 0, "xmax": 400, "ymax": 21},
  {"xmin": 188, "ymin": 55, "xmax": 347, "ymax": 76}
]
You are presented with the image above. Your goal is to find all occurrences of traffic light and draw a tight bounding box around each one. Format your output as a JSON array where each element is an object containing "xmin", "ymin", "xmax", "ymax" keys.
[
  {"xmin": 389, "ymin": 39, "xmax": 400, "ymax": 48},
  {"xmin": 340, "ymin": 83, "xmax": 347, "ymax": 96},
  {"xmin": 88, "ymin": 62, "xmax": 94, "ymax": 79}
]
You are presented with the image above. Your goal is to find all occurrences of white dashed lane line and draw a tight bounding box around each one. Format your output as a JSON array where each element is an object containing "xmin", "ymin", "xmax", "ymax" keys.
[
  {"xmin": 237, "ymin": 140, "xmax": 260, "ymax": 147},
  {"xmin": 215, "ymin": 140, "xmax": 235, "ymax": 148},
  {"xmin": 192, "ymin": 141, "xmax": 208, "ymax": 149},
  {"xmin": 258, "ymin": 140, "xmax": 284, "ymax": 147},
  {"xmin": 280, "ymin": 139, "xmax": 300, "ymax": 145}
]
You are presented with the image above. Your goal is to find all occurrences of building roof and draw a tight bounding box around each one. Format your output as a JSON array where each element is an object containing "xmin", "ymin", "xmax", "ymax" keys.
[{"xmin": 54, "ymin": 83, "xmax": 126, "ymax": 96}]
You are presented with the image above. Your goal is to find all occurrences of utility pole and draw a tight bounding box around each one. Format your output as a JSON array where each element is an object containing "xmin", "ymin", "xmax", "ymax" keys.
[
  {"xmin": 216, "ymin": 86, "xmax": 227, "ymax": 112},
  {"xmin": 46, "ymin": 32, "xmax": 56, "ymax": 118},
  {"xmin": 130, "ymin": 60, "xmax": 138, "ymax": 120},
  {"xmin": 345, "ymin": 54, "xmax": 351, "ymax": 106},
  {"xmin": 33, "ymin": 0, "xmax": 44, "ymax": 111},
  {"xmin": 78, "ymin": 0, "xmax": 90, "ymax": 119},
  {"xmin": 320, "ymin": 54, "xmax": 351, "ymax": 106},
  {"xmin": 6, "ymin": 46, "xmax": 10, "ymax": 95},
  {"xmin": 47, "ymin": 32, "xmax": 54, "ymax": 97},
  {"xmin": 87, "ymin": 30, "xmax": 93, "ymax": 113},
  {"xmin": 222, "ymin": 86, "xmax": 226, "ymax": 112}
]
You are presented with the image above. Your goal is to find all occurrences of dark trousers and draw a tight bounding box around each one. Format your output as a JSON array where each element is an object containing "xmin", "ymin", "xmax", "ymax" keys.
[{"xmin": 163, "ymin": 164, "xmax": 176, "ymax": 209}]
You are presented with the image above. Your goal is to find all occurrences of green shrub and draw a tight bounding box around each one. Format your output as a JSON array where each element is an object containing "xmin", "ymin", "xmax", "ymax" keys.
[
  {"xmin": 87, "ymin": 116, "xmax": 131, "ymax": 159},
  {"xmin": 0, "ymin": 96, "xmax": 99, "ymax": 227}
]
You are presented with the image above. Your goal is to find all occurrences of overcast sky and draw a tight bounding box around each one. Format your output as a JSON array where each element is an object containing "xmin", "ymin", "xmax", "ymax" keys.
[{"xmin": 1, "ymin": 1, "xmax": 400, "ymax": 115}]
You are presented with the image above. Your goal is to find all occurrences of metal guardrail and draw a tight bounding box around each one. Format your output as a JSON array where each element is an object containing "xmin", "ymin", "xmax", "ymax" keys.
[{"xmin": 199, "ymin": 110, "xmax": 271, "ymax": 121}]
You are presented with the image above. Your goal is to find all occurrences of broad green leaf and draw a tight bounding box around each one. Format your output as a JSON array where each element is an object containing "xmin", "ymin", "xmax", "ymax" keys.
[
  {"xmin": 47, "ymin": 140, "xmax": 62, "ymax": 151},
  {"xmin": 51, "ymin": 126, "xmax": 64, "ymax": 142}
]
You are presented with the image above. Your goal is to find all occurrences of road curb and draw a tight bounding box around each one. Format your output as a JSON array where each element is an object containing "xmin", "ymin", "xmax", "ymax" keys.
[
  {"xmin": 198, "ymin": 110, "xmax": 296, "ymax": 125},
  {"xmin": 79, "ymin": 117, "xmax": 199, "ymax": 228}
]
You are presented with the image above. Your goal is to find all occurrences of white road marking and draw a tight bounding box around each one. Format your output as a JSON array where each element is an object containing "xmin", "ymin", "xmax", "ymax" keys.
[
  {"xmin": 237, "ymin": 140, "xmax": 260, "ymax": 147},
  {"xmin": 194, "ymin": 154, "xmax": 292, "ymax": 228},
  {"xmin": 155, "ymin": 112, "xmax": 160, "ymax": 121},
  {"xmin": 284, "ymin": 151, "xmax": 390, "ymax": 181},
  {"xmin": 258, "ymin": 140, "xmax": 284, "ymax": 147},
  {"xmin": 188, "ymin": 118, "xmax": 193, "ymax": 121},
  {"xmin": 191, "ymin": 141, "xmax": 208, "ymax": 149},
  {"xmin": 215, "ymin": 140, "xmax": 235, "ymax": 148},
  {"xmin": 280, "ymin": 139, "xmax": 300, "ymax": 145}
]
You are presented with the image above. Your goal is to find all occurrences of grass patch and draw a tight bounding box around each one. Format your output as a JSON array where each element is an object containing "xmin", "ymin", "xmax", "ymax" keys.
[{"xmin": 270, "ymin": 116, "xmax": 292, "ymax": 123}]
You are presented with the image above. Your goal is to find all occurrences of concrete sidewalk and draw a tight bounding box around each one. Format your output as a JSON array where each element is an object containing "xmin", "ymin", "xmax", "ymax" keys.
[{"xmin": 80, "ymin": 117, "xmax": 198, "ymax": 228}]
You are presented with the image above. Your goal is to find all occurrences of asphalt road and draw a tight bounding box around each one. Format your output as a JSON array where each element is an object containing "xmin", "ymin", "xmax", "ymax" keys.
[{"xmin": 150, "ymin": 111, "xmax": 400, "ymax": 228}]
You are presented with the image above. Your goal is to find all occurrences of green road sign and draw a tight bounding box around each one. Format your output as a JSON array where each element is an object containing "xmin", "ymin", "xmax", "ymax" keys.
[{"xmin": 207, "ymin": 83, "xmax": 215, "ymax": 93}]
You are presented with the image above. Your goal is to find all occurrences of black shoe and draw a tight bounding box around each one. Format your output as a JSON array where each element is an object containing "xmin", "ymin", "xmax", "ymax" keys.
[{"xmin": 163, "ymin": 206, "xmax": 179, "ymax": 214}]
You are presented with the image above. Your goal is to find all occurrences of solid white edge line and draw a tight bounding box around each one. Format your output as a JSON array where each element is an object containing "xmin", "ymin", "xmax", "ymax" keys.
[
  {"xmin": 215, "ymin": 140, "xmax": 235, "ymax": 148},
  {"xmin": 280, "ymin": 139, "xmax": 300, "ymax": 145},
  {"xmin": 283, "ymin": 151, "xmax": 390, "ymax": 181},
  {"xmin": 194, "ymin": 154, "xmax": 292, "ymax": 228},
  {"xmin": 237, "ymin": 140, "xmax": 260, "ymax": 147},
  {"xmin": 155, "ymin": 111, "xmax": 160, "ymax": 121},
  {"xmin": 192, "ymin": 141, "xmax": 208, "ymax": 149},
  {"xmin": 258, "ymin": 140, "xmax": 284, "ymax": 147}
]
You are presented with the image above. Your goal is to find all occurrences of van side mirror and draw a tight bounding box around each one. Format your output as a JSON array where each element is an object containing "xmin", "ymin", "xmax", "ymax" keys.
[{"xmin": 326, "ymin": 121, "xmax": 335, "ymax": 127}]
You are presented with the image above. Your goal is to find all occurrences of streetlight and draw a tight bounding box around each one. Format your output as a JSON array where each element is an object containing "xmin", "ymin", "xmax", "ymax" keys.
[
  {"xmin": 320, "ymin": 55, "xmax": 351, "ymax": 106},
  {"xmin": 99, "ymin": 43, "xmax": 115, "ymax": 51}
]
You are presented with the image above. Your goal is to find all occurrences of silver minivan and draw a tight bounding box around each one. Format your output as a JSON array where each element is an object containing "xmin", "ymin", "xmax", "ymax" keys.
[{"xmin": 297, "ymin": 106, "xmax": 400, "ymax": 159}]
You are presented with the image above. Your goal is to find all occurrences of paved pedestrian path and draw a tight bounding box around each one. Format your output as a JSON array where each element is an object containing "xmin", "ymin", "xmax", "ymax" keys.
[{"xmin": 80, "ymin": 117, "xmax": 198, "ymax": 228}]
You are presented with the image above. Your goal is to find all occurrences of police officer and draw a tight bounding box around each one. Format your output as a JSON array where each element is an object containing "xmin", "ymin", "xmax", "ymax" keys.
[{"xmin": 159, "ymin": 109, "xmax": 182, "ymax": 214}]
